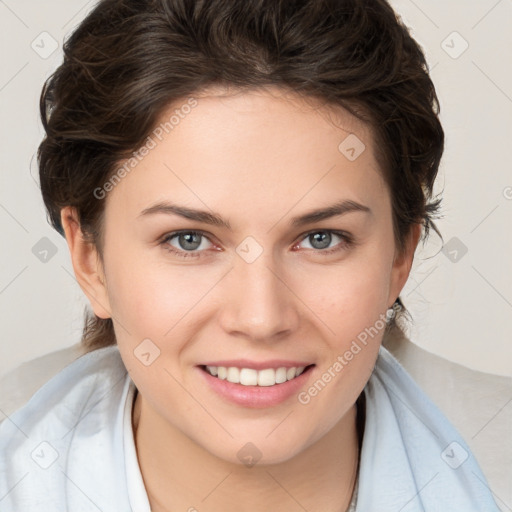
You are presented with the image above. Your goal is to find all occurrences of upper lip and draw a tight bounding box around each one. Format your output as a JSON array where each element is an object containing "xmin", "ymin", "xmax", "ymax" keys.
[{"xmin": 198, "ymin": 359, "xmax": 315, "ymax": 370}]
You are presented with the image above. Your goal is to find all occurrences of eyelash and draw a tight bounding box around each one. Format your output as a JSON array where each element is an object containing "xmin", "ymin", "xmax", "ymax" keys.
[{"xmin": 159, "ymin": 229, "xmax": 355, "ymax": 259}]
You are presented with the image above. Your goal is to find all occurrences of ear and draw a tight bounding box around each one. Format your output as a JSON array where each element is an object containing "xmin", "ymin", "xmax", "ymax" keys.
[
  {"xmin": 60, "ymin": 206, "xmax": 112, "ymax": 319},
  {"xmin": 387, "ymin": 223, "xmax": 422, "ymax": 307}
]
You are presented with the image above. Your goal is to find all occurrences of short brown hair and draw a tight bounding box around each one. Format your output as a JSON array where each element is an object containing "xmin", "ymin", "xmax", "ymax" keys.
[{"xmin": 38, "ymin": 0, "xmax": 444, "ymax": 352}]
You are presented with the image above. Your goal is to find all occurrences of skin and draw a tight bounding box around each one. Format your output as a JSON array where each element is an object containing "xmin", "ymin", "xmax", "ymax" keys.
[{"xmin": 62, "ymin": 86, "xmax": 421, "ymax": 512}]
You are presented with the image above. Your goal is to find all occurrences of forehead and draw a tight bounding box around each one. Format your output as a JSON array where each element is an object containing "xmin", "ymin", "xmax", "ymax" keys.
[
  {"xmin": 105, "ymin": 86, "xmax": 388, "ymax": 222},
  {"xmin": 180, "ymin": 84, "xmax": 374, "ymax": 149}
]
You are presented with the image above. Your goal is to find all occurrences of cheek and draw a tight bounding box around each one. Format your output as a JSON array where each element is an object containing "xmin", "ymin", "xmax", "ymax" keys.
[
  {"xmin": 103, "ymin": 253, "xmax": 217, "ymax": 396},
  {"xmin": 298, "ymin": 251, "xmax": 392, "ymax": 332},
  {"xmin": 292, "ymin": 247, "xmax": 392, "ymax": 384},
  {"xmin": 103, "ymin": 245, "xmax": 220, "ymax": 345},
  {"xmin": 293, "ymin": 263, "xmax": 389, "ymax": 426}
]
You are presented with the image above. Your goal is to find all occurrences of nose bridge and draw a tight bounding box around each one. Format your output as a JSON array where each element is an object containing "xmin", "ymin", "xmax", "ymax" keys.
[{"xmin": 220, "ymin": 247, "xmax": 298, "ymax": 341}]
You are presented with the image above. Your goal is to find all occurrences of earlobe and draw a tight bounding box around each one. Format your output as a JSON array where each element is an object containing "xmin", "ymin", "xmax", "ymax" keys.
[
  {"xmin": 60, "ymin": 206, "xmax": 112, "ymax": 319},
  {"xmin": 387, "ymin": 223, "xmax": 422, "ymax": 307}
]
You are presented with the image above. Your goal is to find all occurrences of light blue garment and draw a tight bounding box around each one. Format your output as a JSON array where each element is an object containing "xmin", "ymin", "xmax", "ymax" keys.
[
  {"xmin": 0, "ymin": 346, "xmax": 138, "ymax": 511},
  {"xmin": 0, "ymin": 345, "xmax": 500, "ymax": 511},
  {"xmin": 357, "ymin": 347, "xmax": 500, "ymax": 511}
]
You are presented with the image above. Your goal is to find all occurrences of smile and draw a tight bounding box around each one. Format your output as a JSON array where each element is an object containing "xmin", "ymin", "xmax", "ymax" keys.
[{"xmin": 201, "ymin": 364, "xmax": 314, "ymax": 387}]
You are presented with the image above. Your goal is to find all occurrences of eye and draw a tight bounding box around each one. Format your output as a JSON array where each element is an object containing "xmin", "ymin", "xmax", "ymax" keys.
[
  {"xmin": 161, "ymin": 231, "xmax": 214, "ymax": 258},
  {"xmin": 294, "ymin": 230, "xmax": 354, "ymax": 254}
]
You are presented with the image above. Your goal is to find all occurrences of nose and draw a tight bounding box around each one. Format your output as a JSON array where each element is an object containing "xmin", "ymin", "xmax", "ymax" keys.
[{"xmin": 218, "ymin": 251, "xmax": 300, "ymax": 343}]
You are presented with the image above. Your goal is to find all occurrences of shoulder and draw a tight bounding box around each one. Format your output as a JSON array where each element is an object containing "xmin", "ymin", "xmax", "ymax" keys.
[
  {"xmin": 0, "ymin": 345, "xmax": 131, "ymax": 511},
  {"xmin": 0, "ymin": 344, "xmax": 127, "ymax": 428},
  {"xmin": 357, "ymin": 343, "xmax": 502, "ymax": 510},
  {"xmin": 0, "ymin": 343, "xmax": 88, "ymax": 418},
  {"xmin": 0, "ymin": 344, "xmax": 127, "ymax": 437},
  {"xmin": 380, "ymin": 330, "xmax": 511, "ymax": 508}
]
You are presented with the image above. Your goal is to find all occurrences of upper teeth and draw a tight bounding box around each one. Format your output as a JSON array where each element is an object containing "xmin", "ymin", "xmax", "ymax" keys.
[{"xmin": 206, "ymin": 365, "xmax": 307, "ymax": 386}]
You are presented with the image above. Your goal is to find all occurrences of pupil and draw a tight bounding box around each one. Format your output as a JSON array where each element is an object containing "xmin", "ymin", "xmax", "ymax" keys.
[
  {"xmin": 180, "ymin": 232, "xmax": 201, "ymax": 250},
  {"xmin": 310, "ymin": 232, "xmax": 331, "ymax": 249}
]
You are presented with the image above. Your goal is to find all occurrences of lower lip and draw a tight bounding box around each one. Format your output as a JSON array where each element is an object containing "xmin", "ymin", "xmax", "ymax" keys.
[{"xmin": 197, "ymin": 365, "xmax": 315, "ymax": 408}]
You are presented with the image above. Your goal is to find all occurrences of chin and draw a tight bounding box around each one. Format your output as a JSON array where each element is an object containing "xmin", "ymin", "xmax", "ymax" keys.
[{"xmin": 203, "ymin": 436, "xmax": 305, "ymax": 468}]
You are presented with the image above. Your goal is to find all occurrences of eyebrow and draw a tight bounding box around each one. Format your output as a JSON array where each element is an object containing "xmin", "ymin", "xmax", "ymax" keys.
[
  {"xmin": 139, "ymin": 202, "xmax": 232, "ymax": 229},
  {"xmin": 290, "ymin": 199, "xmax": 371, "ymax": 227},
  {"xmin": 138, "ymin": 199, "xmax": 371, "ymax": 229}
]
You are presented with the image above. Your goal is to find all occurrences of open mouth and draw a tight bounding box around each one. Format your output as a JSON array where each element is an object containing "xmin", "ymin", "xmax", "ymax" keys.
[{"xmin": 199, "ymin": 364, "xmax": 316, "ymax": 387}]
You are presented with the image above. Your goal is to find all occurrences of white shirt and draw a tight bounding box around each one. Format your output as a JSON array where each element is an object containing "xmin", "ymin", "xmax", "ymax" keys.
[
  {"xmin": 122, "ymin": 376, "xmax": 151, "ymax": 511},
  {"xmin": 0, "ymin": 345, "xmax": 499, "ymax": 511}
]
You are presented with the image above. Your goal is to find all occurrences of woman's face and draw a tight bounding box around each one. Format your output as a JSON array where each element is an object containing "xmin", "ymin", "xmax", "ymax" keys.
[{"xmin": 80, "ymin": 87, "xmax": 416, "ymax": 465}]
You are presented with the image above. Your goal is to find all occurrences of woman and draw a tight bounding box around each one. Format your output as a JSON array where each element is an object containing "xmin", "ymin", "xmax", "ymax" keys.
[{"xmin": 0, "ymin": 0, "xmax": 500, "ymax": 510}]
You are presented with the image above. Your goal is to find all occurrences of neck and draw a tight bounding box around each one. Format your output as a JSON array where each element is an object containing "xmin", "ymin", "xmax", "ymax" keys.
[{"xmin": 132, "ymin": 389, "xmax": 361, "ymax": 512}]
